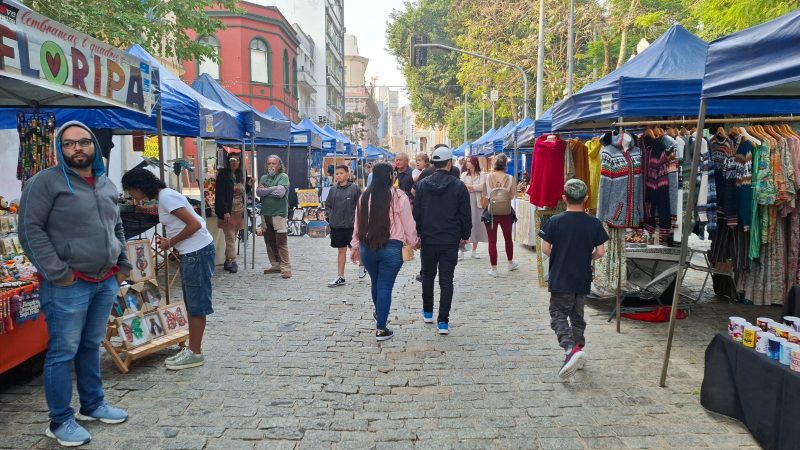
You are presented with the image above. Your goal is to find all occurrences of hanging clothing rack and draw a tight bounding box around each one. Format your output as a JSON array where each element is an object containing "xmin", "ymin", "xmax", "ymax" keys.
[{"xmin": 614, "ymin": 115, "xmax": 800, "ymax": 127}]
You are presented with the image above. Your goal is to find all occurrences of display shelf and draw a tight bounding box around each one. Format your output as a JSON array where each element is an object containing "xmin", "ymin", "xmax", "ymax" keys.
[{"xmin": 102, "ymin": 324, "xmax": 189, "ymax": 374}]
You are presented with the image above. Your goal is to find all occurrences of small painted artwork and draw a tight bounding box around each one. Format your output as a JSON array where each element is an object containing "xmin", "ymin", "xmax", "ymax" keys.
[
  {"xmin": 110, "ymin": 295, "xmax": 126, "ymax": 318},
  {"xmin": 158, "ymin": 302, "xmax": 189, "ymax": 334},
  {"xmin": 290, "ymin": 208, "xmax": 305, "ymax": 221},
  {"xmin": 296, "ymin": 189, "xmax": 320, "ymax": 207},
  {"xmin": 303, "ymin": 207, "xmax": 318, "ymax": 222},
  {"xmin": 316, "ymin": 209, "xmax": 327, "ymax": 221},
  {"xmin": 117, "ymin": 313, "xmax": 152, "ymax": 349},
  {"xmin": 140, "ymin": 282, "xmax": 162, "ymax": 309},
  {"xmin": 144, "ymin": 312, "xmax": 166, "ymax": 339},
  {"xmin": 126, "ymin": 239, "xmax": 155, "ymax": 282},
  {"xmin": 123, "ymin": 289, "xmax": 143, "ymax": 313},
  {"xmin": 306, "ymin": 220, "xmax": 329, "ymax": 238},
  {"xmin": 287, "ymin": 220, "xmax": 308, "ymax": 237}
]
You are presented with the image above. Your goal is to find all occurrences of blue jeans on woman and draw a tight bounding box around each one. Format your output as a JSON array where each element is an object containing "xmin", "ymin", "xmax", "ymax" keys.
[
  {"xmin": 39, "ymin": 277, "xmax": 117, "ymax": 424},
  {"xmin": 360, "ymin": 240, "xmax": 403, "ymax": 329}
]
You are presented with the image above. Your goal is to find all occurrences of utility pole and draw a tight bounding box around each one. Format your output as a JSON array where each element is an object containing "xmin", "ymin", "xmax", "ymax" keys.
[
  {"xmin": 463, "ymin": 92, "xmax": 468, "ymax": 145},
  {"xmin": 413, "ymin": 42, "xmax": 528, "ymax": 119},
  {"xmin": 535, "ymin": 0, "xmax": 546, "ymax": 118},
  {"xmin": 567, "ymin": 0, "xmax": 575, "ymax": 95}
]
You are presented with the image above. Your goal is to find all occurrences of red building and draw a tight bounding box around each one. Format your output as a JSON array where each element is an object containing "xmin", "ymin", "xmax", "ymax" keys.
[{"xmin": 183, "ymin": 1, "xmax": 300, "ymax": 121}]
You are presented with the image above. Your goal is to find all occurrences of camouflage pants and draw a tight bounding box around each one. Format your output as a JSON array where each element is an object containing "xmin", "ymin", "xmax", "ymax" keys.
[{"xmin": 549, "ymin": 293, "xmax": 587, "ymax": 351}]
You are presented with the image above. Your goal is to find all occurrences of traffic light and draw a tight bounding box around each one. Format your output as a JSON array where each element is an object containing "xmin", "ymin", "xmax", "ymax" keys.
[{"xmin": 410, "ymin": 35, "xmax": 428, "ymax": 67}]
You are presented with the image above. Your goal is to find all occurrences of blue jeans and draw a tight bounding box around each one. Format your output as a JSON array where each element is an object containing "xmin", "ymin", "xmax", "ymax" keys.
[
  {"xmin": 360, "ymin": 240, "xmax": 403, "ymax": 329},
  {"xmin": 180, "ymin": 242, "xmax": 215, "ymax": 317},
  {"xmin": 40, "ymin": 277, "xmax": 117, "ymax": 424}
]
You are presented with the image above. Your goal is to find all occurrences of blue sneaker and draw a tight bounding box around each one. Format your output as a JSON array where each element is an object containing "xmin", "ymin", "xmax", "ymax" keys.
[
  {"xmin": 76, "ymin": 402, "xmax": 129, "ymax": 424},
  {"xmin": 45, "ymin": 419, "xmax": 91, "ymax": 447},
  {"xmin": 422, "ymin": 311, "xmax": 434, "ymax": 323},
  {"xmin": 437, "ymin": 322, "xmax": 449, "ymax": 335}
]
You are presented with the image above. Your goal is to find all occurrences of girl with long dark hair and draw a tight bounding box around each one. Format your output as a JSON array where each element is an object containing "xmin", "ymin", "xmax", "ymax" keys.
[
  {"xmin": 350, "ymin": 162, "xmax": 418, "ymax": 341},
  {"xmin": 215, "ymin": 152, "xmax": 252, "ymax": 273}
]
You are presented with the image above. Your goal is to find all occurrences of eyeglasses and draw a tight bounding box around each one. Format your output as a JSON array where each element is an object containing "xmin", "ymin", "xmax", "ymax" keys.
[{"xmin": 62, "ymin": 138, "xmax": 94, "ymax": 150}]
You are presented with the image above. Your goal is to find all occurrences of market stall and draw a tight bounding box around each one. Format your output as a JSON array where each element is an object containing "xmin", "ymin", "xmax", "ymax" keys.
[
  {"xmin": 659, "ymin": 13, "xmax": 800, "ymax": 436},
  {"xmin": 0, "ymin": 0, "xmax": 155, "ymax": 374}
]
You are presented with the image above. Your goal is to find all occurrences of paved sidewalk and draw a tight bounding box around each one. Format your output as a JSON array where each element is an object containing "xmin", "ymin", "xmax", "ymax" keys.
[{"xmin": 1, "ymin": 235, "xmax": 760, "ymax": 449}]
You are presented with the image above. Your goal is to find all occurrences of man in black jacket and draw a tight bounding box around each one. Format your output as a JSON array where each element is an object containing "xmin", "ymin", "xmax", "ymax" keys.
[
  {"xmin": 413, "ymin": 146, "xmax": 471, "ymax": 335},
  {"xmin": 393, "ymin": 152, "xmax": 414, "ymax": 200}
]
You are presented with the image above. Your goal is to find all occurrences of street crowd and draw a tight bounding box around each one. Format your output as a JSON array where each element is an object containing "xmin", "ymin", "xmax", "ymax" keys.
[{"xmin": 17, "ymin": 121, "xmax": 608, "ymax": 447}]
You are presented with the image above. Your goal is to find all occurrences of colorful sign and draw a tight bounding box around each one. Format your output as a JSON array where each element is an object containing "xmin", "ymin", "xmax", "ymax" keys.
[{"xmin": 0, "ymin": 0, "xmax": 154, "ymax": 114}]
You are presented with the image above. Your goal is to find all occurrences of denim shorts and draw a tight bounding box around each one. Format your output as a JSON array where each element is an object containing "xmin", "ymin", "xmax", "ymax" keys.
[{"xmin": 180, "ymin": 242, "xmax": 215, "ymax": 316}]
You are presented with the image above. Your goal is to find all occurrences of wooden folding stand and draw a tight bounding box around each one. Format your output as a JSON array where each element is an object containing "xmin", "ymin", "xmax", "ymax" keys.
[{"xmin": 102, "ymin": 326, "xmax": 188, "ymax": 374}]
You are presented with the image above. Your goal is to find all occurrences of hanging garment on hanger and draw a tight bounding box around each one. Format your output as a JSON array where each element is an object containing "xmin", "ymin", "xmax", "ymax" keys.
[
  {"xmin": 692, "ymin": 135, "xmax": 717, "ymax": 236},
  {"xmin": 662, "ymin": 134, "xmax": 680, "ymax": 221},
  {"xmin": 734, "ymin": 136, "xmax": 754, "ymax": 230},
  {"xmin": 569, "ymin": 139, "xmax": 591, "ymax": 200},
  {"xmin": 710, "ymin": 134, "xmax": 739, "ymax": 227},
  {"xmin": 642, "ymin": 135, "xmax": 672, "ymax": 238},
  {"xmin": 587, "ymin": 138, "xmax": 602, "ymax": 210},
  {"xmin": 528, "ymin": 135, "xmax": 566, "ymax": 208},
  {"xmin": 597, "ymin": 131, "xmax": 643, "ymax": 228},
  {"xmin": 564, "ymin": 139, "xmax": 576, "ymax": 180}
]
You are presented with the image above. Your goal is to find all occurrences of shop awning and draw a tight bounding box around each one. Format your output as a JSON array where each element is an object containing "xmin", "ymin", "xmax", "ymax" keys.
[
  {"xmin": 0, "ymin": 0, "xmax": 155, "ymax": 115},
  {"xmin": 322, "ymin": 125, "xmax": 354, "ymax": 155},
  {"xmin": 299, "ymin": 118, "xmax": 342, "ymax": 152},
  {"xmin": 502, "ymin": 117, "xmax": 534, "ymax": 149}
]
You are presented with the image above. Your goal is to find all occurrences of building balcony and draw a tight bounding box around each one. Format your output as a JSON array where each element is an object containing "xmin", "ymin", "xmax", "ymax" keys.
[{"xmin": 297, "ymin": 71, "xmax": 317, "ymax": 93}]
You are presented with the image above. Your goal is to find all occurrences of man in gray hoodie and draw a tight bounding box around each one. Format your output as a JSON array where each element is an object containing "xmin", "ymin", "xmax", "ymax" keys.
[{"xmin": 19, "ymin": 121, "xmax": 131, "ymax": 447}]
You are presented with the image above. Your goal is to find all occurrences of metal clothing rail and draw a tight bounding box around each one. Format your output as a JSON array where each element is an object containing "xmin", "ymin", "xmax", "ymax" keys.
[{"xmin": 614, "ymin": 115, "xmax": 800, "ymax": 127}]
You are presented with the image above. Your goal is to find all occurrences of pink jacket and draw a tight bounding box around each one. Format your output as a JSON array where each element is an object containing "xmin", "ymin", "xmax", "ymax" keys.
[{"xmin": 350, "ymin": 189, "xmax": 418, "ymax": 251}]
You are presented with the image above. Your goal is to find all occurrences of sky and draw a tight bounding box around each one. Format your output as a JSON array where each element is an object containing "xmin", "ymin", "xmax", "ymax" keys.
[{"xmin": 344, "ymin": 0, "xmax": 409, "ymax": 106}]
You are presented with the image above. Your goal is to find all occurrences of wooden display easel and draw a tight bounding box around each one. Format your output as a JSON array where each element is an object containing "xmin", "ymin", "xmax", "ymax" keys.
[{"xmin": 102, "ymin": 326, "xmax": 188, "ymax": 374}]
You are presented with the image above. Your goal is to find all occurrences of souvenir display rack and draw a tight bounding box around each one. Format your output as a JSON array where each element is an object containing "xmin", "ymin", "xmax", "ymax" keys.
[
  {"xmin": 16, "ymin": 113, "xmax": 57, "ymax": 185},
  {"xmin": 101, "ymin": 240, "xmax": 189, "ymax": 373}
]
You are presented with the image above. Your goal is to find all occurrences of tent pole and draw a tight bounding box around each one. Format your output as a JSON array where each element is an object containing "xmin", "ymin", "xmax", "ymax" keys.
[
  {"xmin": 659, "ymin": 98, "xmax": 708, "ymax": 387},
  {"xmin": 250, "ymin": 136, "xmax": 256, "ymax": 270},
  {"xmin": 156, "ymin": 103, "xmax": 170, "ymax": 303}
]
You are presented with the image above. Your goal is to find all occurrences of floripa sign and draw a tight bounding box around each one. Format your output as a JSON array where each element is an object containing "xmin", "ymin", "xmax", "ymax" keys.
[{"xmin": 0, "ymin": 0, "xmax": 155, "ymax": 114}]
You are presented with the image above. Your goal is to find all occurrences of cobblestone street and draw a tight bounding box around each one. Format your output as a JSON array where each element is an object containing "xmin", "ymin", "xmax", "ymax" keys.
[{"xmin": 1, "ymin": 235, "xmax": 761, "ymax": 449}]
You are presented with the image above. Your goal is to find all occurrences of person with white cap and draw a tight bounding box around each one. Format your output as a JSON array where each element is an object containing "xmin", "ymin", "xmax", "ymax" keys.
[{"xmin": 412, "ymin": 145, "xmax": 471, "ymax": 335}]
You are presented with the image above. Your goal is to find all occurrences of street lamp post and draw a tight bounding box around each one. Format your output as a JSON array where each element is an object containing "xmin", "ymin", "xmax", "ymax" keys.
[{"xmin": 413, "ymin": 43, "xmax": 529, "ymax": 119}]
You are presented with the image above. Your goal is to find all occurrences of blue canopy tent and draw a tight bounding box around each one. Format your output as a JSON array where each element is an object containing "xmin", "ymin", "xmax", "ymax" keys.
[
  {"xmin": 322, "ymin": 125, "xmax": 354, "ymax": 155},
  {"xmin": 502, "ymin": 118, "xmax": 534, "ymax": 149},
  {"xmin": 481, "ymin": 121, "xmax": 516, "ymax": 155},
  {"xmin": 364, "ymin": 145, "xmax": 394, "ymax": 160},
  {"xmin": 662, "ymin": 10, "xmax": 800, "ymax": 389},
  {"xmin": 299, "ymin": 118, "xmax": 343, "ymax": 153},
  {"xmin": 552, "ymin": 24, "xmax": 800, "ymax": 131},
  {"xmin": 452, "ymin": 143, "xmax": 468, "ymax": 158},
  {"xmin": 470, "ymin": 128, "xmax": 495, "ymax": 156}
]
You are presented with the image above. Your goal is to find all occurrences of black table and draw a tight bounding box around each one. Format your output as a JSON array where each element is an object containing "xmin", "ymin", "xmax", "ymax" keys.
[
  {"xmin": 701, "ymin": 333, "xmax": 800, "ymax": 450},
  {"xmin": 120, "ymin": 211, "xmax": 159, "ymax": 240}
]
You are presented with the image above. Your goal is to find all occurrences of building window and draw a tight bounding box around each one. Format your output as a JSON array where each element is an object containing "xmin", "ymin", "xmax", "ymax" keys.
[
  {"xmin": 292, "ymin": 58, "xmax": 298, "ymax": 98},
  {"xmin": 197, "ymin": 36, "xmax": 220, "ymax": 79},
  {"xmin": 283, "ymin": 50, "xmax": 290, "ymax": 93},
  {"xmin": 250, "ymin": 39, "xmax": 271, "ymax": 84}
]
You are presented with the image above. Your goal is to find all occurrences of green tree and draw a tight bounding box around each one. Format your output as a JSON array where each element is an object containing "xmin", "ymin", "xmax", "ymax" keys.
[
  {"xmin": 28, "ymin": 0, "xmax": 239, "ymax": 62},
  {"xmin": 386, "ymin": 0, "xmax": 465, "ymax": 127},
  {"xmin": 684, "ymin": 0, "xmax": 800, "ymax": 40},
  {"xmin": 446, "ymin": 105, "xmax": 485, "ymax": 146}
]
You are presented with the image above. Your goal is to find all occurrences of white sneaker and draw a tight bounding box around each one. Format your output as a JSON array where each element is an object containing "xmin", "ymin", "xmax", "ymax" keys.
[
  {"xmin": 458, "ymin": 251, "xmax": 465, "ymax": 261},
  {"xmin": 508, "ymin": 261, "xmax": 519, "ymax": 272},
  {"xmin": 471, "ymin": 251, "xmax": 480, "ymax": 259},
  {"xmin": 487, "ymin": 269, "xmax": 498, "ymax": 278}
]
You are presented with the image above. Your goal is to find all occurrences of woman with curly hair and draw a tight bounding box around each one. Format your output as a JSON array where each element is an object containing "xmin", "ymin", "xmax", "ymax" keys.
[{"xmin": 121, "ymin": 168, "xmax": 214, "ymax": 370}]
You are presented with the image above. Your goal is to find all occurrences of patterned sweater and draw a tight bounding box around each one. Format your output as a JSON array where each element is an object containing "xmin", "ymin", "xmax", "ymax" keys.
[{"xmin": 597, "ymin": 133, "xmax": 643, "ymax": 228}]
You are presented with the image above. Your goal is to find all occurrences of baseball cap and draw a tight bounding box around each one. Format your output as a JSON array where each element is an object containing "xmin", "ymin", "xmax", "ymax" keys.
[
  {"xmin": 563, "ymin": 178, "xmax": 588, "ymax": 202},
  {"xmin": 431, "ymin": 146, "xmax": 453, "ymax": 162}
]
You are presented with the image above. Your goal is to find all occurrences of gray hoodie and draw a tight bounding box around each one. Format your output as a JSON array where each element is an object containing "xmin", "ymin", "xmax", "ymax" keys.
[{"xmin": 19, "ymin": 121, "xmax": 132, "ymax": 282}]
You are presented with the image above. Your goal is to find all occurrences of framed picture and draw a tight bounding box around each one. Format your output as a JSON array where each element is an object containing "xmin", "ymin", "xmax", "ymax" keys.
[
  {"xmin": 127, "ymin": 239, "xmax": 155, "ymax": 282},
  {"xmin": 143, "ymin": 312, "xmax": 166, "ymax": 339},
  {"xmin": 158, "ymin": 302, "xmax": 189, "ymax": 334},
  {"xmin": 116, "ymin": 313, "xmax": 152, "ymax": 349},
  {"xmin": 534, "ymin": 208, "xmax": 561, "ymax": 288},
  {"xmin": 140, "ymin": 280, "xmax": 162, "ymax": 309},
  {"xmin": 121, "ymin": 287, "xmax": 143, "ymax": 314},
  {"xmin": 287, "ymin": 220, "xmax": 307, "ymax": 237},
  {"xmin": 316, "ymin": 209, "xmax": 327, "ymax": 221},
  {"xmin": 290, "ymin": 207, "xmax": 305, "ymax": 221},
  {"xmin": 303, "ymin": 207, "xmax": 318, "ymax": 222},
  {"xmin": 110, "ymin": 294, "xmax": 127, "ymax": 319},
  {"xmin": 306, "ymin": 220, "xmax": 329, "ymax": 238},
  {"xmin": 296, "ymin": 189, "xmax": 320, "ymax": 207}
]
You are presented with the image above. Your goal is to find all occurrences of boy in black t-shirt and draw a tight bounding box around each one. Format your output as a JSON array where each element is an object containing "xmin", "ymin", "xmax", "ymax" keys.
[{"xmin": 539, "ymin": 179, "xmax": 609, "ymax": 379}]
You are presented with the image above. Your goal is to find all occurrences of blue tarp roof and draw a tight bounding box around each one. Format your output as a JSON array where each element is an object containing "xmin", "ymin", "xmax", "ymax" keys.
[
  {"xmin": 322, "ymin": 125, "xmax": 354, "ymax": 155},
  {"xmin": 502, "ymin": 117, "xmax": 534, "ymax": 149},
  {"xmin": 470, "ymin": 128, "xmax": 495, "ymax": 155},
  {"xmin": 191, "ymin": 74, "xmax": 290, "ymax": 144},
  {"xmin": 287, "ymin": 118, "xmax": 323, "ymax": 149},
  {"xmin": 452, "ymin": 143, "xmax": 468, "ymax": 158},
  {"xmin": 364, "ymin": 145, "xmax": 394, "ymax": 160},
  {"xmin": 703, "ymin": 9, "xmax": 800, "ymax": 99},
  {"xmin": 10, "ymin": 45, "xmax": 244, "ymax": 138},
  {"xmin": 480, "ymin": 121, "xmax": 516, "ymax": 154},
  {"xmin": 534, "ymin": 105, "xmax": 555, "ymax": 137},
  {"xmin": 552, "ymin": 24, "xmax": 800, "ymax": 130},
  {"xmin": 299, "ymin": 118, "xmax": 343, "ymax": 152},
  {"xmin": 265, "ymin": 105, "xmax": 289, "ymax": 121}
]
